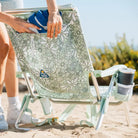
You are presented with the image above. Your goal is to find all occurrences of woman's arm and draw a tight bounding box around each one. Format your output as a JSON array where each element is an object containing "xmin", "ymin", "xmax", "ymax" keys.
[
  {"xmin": 46, "ymin": 0, "xmax": 62, "ymax": 38},
  {"xmin": 0, "ymin": 12, "xmax": 39, "ymax": 33}
]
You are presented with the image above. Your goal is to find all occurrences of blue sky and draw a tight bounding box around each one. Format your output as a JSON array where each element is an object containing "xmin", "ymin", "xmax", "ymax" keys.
[{"xmin": 24, "ymin": 0, "xmax": 138, "ymax": 48}]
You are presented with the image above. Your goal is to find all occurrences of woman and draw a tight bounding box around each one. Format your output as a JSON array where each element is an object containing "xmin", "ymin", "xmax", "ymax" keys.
[{"xmin": 0, "ymin": 0, "xmax": 62, "ymax": 131}]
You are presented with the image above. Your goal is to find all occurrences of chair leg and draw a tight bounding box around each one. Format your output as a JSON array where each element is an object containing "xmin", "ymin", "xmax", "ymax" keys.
[
  {"xmin": 15, "ymin": 95, "xmax": 32, "ymax": 131},
  {"xmin": 59, "ymin": 104, "xmax": 76, "ymax": 122},
  {"xmin": 123, "ymin": 102, "xmax": 131, "ymax": 126},
  {"xmin": 86, "ymin": 105, "xmax": 97, "ymax": 126},
  {"xmin": 96, "ymin": 97, "xmax": 110, "ymax": 130},
  {"xmin": 96, "ymin": 111, "xmax": 104, "ymax": 130},
  {"xmin": 23, "ymin": 73, "xmax": 35, "ymax": 97}
]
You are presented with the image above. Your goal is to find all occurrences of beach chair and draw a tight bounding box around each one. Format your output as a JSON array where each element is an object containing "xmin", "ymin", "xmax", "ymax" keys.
[{"xmin": 6, "ymin": 5, "xmax": 135, "ymax": 131}]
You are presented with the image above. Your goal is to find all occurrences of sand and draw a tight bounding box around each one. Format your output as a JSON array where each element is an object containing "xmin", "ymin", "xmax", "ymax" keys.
[{"xmin": 0, "ymin": 92, "xmax": 138, "ymax": 138}]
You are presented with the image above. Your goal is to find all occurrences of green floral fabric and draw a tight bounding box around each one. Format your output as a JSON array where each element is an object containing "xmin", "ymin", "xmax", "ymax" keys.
[{"xmin": 7, "ymin": 6, "xmax": 94, "ymax": 100}]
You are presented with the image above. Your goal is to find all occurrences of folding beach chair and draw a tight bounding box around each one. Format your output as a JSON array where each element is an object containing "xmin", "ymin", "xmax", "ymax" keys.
[{"xmin": 6, "ymin": 5, "xmax": 135, "ymax": 131}]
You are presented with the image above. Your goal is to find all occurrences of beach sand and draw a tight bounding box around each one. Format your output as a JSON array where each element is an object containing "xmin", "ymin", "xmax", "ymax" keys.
[{"xmin": 0, "ymin": 91, "xmax": 138, "ymax": 138}]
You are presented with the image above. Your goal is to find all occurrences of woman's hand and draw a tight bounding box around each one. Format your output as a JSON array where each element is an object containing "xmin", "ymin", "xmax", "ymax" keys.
[
  {"xmin": 0, "ymin": 12, "xmax": 40, "ymax": 33},
  {"xmin": 9, "ymin": 16, "xmax": 40, "ymax": 33},
  {"xmin": 47, "ymin": 11, "xmax": 62, "ymax": 38},
  {"xmin": 46, "ymin": 0, "xmax": 62, "ymax": 38}
]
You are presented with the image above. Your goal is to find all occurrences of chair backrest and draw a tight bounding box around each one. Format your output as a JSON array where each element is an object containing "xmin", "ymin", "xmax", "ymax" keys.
[{"xmin": 6, "ymin": 5, "xmax": 95, "ymax": 100}]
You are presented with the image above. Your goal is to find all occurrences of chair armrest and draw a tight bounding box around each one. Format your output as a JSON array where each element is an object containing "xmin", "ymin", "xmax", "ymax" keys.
[{"xmin": 94, "ymin": 65, "xmax": 127, "ymax": 78}]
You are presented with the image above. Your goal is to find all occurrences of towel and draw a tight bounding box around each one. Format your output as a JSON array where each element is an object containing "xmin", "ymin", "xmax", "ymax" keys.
[{"xmin": 28, "ymin": 10, "xmax": 62, "ymax": 33}]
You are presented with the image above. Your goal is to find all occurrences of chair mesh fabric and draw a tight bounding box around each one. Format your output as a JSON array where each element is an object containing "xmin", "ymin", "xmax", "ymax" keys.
[{"xmin": 7, "ymin": 6, "xmax": 94, "ymax": 100}]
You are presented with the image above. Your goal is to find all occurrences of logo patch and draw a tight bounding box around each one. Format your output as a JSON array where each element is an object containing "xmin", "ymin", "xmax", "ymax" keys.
[{"xmin": 40, "ymin": 69, "xmax": 49, "ymax": 78}]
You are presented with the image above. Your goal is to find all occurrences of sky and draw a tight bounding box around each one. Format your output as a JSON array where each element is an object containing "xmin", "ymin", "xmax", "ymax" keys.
[{"xmin": 23, "ymin": 0, "xmax": 138, "ymax": 48}]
